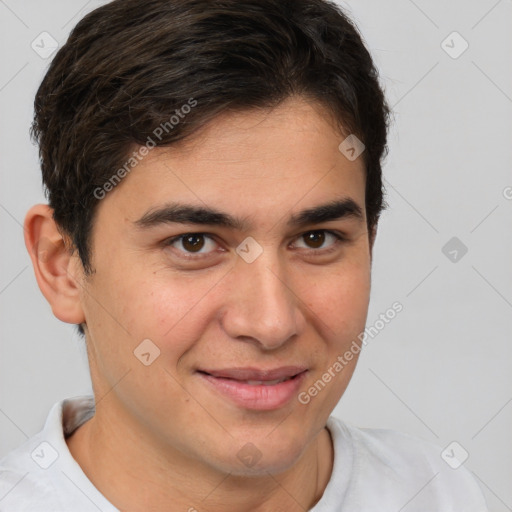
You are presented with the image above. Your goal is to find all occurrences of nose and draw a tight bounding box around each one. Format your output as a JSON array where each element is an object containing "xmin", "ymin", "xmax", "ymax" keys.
[{"xmin": 219, "ymin": 249, "xmax": 305, "ymax": 351}]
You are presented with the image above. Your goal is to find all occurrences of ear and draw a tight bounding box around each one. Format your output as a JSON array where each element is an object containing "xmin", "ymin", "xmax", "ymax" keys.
[{"xmin": 24, "ymin": 204, "xmax": 86, "ymax": 325}]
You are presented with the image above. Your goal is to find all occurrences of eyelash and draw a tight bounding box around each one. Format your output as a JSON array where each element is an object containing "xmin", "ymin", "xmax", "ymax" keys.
[{"xmin": 163, "ymin": 230, "xmax": 347, "ymax": 261}]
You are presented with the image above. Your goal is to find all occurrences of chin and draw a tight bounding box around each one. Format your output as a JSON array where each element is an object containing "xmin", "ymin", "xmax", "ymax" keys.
[{"xmin": 207, "ymin": 429, "xmax": 310, "ymax": 477}]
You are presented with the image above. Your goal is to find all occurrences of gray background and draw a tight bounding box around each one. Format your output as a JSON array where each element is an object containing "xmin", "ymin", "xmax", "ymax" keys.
[{"xmin": 1, "ymin": 0, "xmax": 511, "ymax": 509}]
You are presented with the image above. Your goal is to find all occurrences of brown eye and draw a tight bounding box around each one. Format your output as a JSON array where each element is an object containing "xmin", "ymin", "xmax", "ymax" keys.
[
  {"xmin": 181, "ymin": 234, "xmax": 206, "ymax": 253},
  {"xmin": 166, "ymin": 233, "xmax": 219, "ymax": 259},
  {"xmin": 294, "ymin": 230, "xmax": 345, "ymax": 253},
  {"xmin": 303, "ymin": 231, "xmax": 326, "ymax": 249}
]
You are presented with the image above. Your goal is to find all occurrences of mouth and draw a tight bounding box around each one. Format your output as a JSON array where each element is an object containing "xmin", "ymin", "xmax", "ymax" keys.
[{"xmin": 196, "ymin": 366, "xmax": 308, "ymax": 411}]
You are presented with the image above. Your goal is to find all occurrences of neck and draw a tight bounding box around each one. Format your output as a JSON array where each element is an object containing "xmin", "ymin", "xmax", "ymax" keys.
[{"xmin": 66, "ymin": 398, "xmax": 334, "ymax": 512}]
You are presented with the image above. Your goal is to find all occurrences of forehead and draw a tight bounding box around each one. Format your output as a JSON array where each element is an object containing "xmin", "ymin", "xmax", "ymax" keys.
[{"xmin": 95, "ymin": 97, "xmax": 367, "ymax": 231}]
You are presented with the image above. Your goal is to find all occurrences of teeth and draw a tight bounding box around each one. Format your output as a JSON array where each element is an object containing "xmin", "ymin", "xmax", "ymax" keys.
[{"xmin": 245, "ymin": 377, "xmax": 291, "ymax": 386}]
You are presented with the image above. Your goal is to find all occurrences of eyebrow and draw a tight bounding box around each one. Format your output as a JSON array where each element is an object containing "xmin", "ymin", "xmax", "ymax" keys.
[{"xmin": 133, "ymin": 197, "xmax": 364, "ymax": 232}]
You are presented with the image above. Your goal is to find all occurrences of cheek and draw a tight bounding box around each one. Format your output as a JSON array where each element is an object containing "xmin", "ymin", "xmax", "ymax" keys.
[
  {"xmin": 305, "ymin": 262, "xmax": 371, "ymax": 340},
  {"xmin": 118, "ymin": 274, "xmax": 216, "ymax": 354}
]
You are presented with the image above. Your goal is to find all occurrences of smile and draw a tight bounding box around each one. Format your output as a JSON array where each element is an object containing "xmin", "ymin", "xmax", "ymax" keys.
[{"xmin": 197, "ymin": 366, "xmax": 308, "ymax": 411}]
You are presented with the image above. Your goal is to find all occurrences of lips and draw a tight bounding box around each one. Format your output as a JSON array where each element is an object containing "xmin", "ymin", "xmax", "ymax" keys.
[
  {"xmin": 197, "ymin": 366, "xmax": 308, "ymax": 410},
  {"xmin": 200, "ymin": 366, "xmax": 307, "ymax": 382}
]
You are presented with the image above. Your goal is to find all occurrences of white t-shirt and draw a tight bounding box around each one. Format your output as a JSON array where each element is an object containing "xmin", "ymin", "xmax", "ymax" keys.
[{"xmin": 0, "ymin": 396, "xmax": 489, "ymax": 512}]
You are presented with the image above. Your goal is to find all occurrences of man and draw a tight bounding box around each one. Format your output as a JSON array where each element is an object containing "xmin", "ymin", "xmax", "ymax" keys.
[{"xmin": 0, "ymin": 0, "xmax": 489, "ymax": 510}]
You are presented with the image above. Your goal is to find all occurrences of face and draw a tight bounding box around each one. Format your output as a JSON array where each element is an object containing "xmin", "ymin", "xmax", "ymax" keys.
[{"xmin": 79, "ymin": 96, "xmax": 373, "ymax": 475}]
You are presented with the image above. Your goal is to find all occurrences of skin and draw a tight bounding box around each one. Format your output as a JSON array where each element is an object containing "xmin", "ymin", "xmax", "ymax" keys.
[{"xmin": 25, "ymin": 96, "xmax": 376, "ymax": 512}]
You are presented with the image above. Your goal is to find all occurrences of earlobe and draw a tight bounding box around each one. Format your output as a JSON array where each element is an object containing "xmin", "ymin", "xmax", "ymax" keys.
[{"xmin": 24, "ymin": 204, "xmax": 86, "ymax": 325}]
